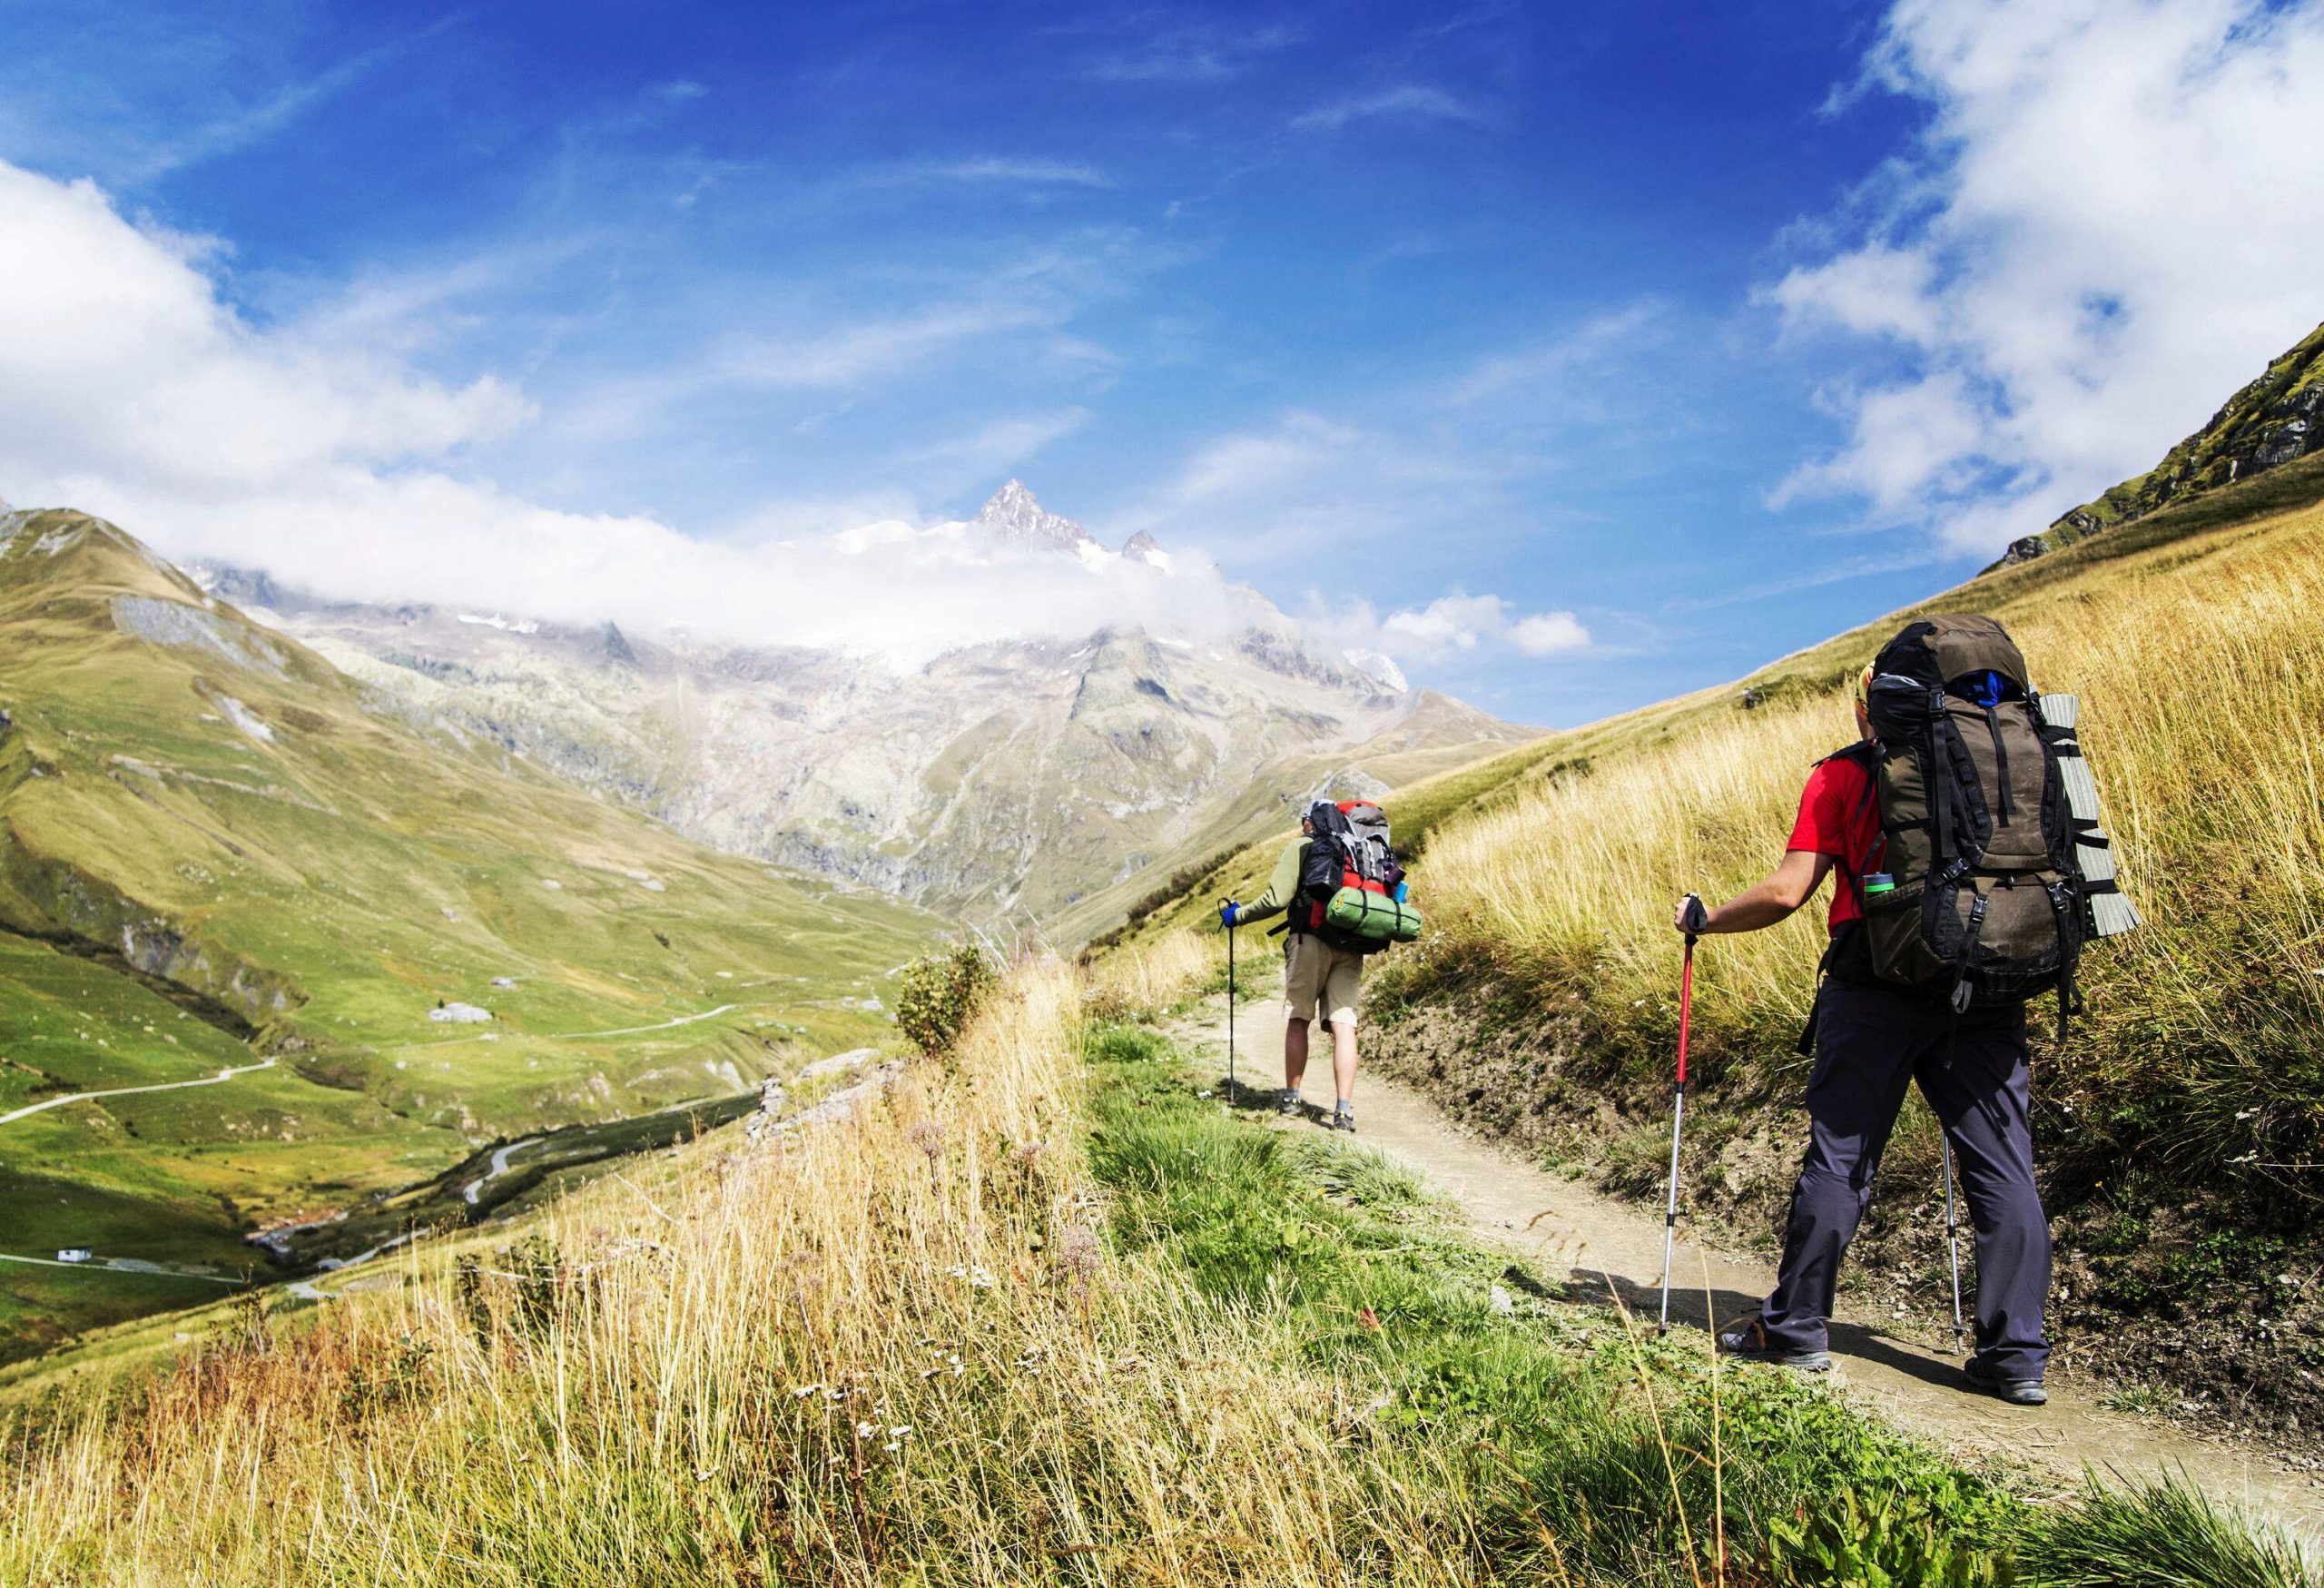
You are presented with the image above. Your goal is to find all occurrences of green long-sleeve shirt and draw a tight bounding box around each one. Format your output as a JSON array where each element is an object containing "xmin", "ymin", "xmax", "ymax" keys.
[{"xmin": 1230, "ymin": 834, "xmax": 1309, "ymax": 927}]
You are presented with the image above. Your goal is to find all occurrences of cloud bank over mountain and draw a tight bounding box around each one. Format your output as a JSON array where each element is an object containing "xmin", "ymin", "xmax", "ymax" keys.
[{"xmin": 0, "ymin": 156, "xmax": 1582, "ymax": 673}]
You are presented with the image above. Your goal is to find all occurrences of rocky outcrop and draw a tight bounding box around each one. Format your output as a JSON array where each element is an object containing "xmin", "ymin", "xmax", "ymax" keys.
[{"xmin": 1994, "ymin": 319, "xmax": 2324, "ymax": 568}]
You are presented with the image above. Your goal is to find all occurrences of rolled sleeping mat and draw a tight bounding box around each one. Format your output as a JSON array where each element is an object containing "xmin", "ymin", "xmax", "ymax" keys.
[{"xmin": 2039, "ymin": 693, "xmax": 2142, "ymax": 938}]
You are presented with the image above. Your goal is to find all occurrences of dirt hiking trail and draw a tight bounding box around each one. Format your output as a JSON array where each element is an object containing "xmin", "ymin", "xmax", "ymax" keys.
[{"xmin": 1175, "ymin": 980, "xmax": 2324, "ymax": 1541}]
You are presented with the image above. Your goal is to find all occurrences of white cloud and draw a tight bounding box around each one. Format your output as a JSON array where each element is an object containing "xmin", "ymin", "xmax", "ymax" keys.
[
  {"xmin": 1292, "ymin": 84, "xmax": 1483, "ymax": 133},
  {"xmin": 0, "ymin": 156, "xmax": 1589, "ymax": 685},
  {"xmin": 897, "ymin": 157, "xmax": 1111, "ymax": 188},
  {"xmin": 1769, "ymin": 0, "xmax": 2324, "ymax": 554},
  {"xmin": 1081, "ymin": 20, "xmax": 1301, "ymax": 83},
  {"xmin": 1355, "ymin": 592, "xmax": 1591, "ymax": 661},
  {"xmin": 1508, "ymin": 611, "xmax": 1592, "ymax": 656},
  {"xmin": 0, "ymin": 158, "xmax": 1328, "ymax": 670},
  {"xmin": 0, "ymin": 162, "xmax": 530, "ymax": 499},
  {"xmin": 1444, "ymin": 302, "xmax": 1664, "ymax": 406}
]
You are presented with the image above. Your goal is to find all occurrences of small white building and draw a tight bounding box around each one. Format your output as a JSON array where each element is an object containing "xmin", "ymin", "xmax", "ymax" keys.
[{"xmin": 56, "ymin": 1248, "xmax": 93, "ymax": 1264}]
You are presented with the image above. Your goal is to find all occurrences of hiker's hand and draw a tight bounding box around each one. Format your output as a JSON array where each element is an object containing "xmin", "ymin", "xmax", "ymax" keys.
[
  {"xmin": 1218, "ymin": 900, "xmax": 1239, "ymax": 931},
  {"xmin": 1673, "ymin": 894, "xmax": 1711, "ymax": 936}
]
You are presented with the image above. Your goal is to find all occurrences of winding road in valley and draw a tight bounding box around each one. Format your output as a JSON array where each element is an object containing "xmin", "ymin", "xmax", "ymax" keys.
[{"xmin": 0, "ymin": 1058, "xmax": 280, "ymax": 1128}]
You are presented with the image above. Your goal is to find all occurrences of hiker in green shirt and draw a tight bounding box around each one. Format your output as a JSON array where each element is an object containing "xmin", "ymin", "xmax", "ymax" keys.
[{"xmin": 1221, "ymin": 804, "xmax": 1364, "ymax": 1131}]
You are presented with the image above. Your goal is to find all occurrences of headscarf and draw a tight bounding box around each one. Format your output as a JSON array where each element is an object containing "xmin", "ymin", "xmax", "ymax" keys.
[{"xmin": 1852, "ymin": 662, "xmax": 1875, "ymax": 715}]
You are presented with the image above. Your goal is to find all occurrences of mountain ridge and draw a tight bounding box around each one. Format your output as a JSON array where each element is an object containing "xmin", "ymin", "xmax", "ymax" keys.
[{"xmin": 190, "ymin": 481, "xmax": 1539, "ymax": 925}]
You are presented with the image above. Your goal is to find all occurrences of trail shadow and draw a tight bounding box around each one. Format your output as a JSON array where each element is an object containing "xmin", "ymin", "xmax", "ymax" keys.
[{"xmin": 1571, "ymin": 1265, "xmax": 1969, "ymax": 1389}]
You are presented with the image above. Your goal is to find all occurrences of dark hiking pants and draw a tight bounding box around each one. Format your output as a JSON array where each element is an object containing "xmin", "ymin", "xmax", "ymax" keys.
[{"xmin": 1757, "ymin": 981, "xmax": 2051, "ymax": 1381}]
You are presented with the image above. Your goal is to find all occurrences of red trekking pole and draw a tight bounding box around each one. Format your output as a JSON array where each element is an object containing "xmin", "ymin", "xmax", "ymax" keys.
[{"xmin": 1658, "ymin": 894, "xmax": 1709, "ymax": 1335}]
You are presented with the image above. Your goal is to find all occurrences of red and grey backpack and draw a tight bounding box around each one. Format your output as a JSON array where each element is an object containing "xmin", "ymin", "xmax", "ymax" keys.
[{"xmin": 1280, "ymin": 800, "xmax": 1423, "ymax": 953}]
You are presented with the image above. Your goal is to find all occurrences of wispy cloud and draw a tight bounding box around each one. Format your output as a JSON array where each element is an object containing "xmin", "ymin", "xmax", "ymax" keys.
[
  {"xmin": 1444, "ymin": 301, "xmax": 1662, "ymax": 405},
  {"xmin": 137, "ymin": 15, "xmax": 463, "ymax": 181},
  {"xmin": 1081, "ymin": 20, "xmax": 1303, "ymax": 83},
  {"xmin": 865, "ymin": 156, "xmax": 1112, "ymax": 189},
  {"xmin": 722, "ymin": 301, "xmax": 1065, "ymax": 390},
  {"xmin": 899, "ymin": 408, "xmax": 1093, "ymax": 480},
  {"xmin": 1291, "ymin": 84, "xmax": 1482, "ymax": 133}
]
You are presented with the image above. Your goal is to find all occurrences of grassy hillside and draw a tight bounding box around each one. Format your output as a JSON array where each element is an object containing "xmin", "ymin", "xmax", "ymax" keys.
[
  {"xmin": 4, "ymin": 956, "xmax": 2307, "ymax": 1585},
  {"xmin": 0, "ymin": 509, "xmax": 940, "ymax": 1358},
  {"xmin": 1084, "ymin": 426, "xmax": 2324, "ymax": 1435}
]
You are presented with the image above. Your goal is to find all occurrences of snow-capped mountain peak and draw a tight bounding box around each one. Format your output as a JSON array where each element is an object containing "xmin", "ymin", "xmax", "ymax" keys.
[
  {"xmin": 974, "ymin": 479, "xmax": 1098, "ymax": 553},
  {"xmin": 1121, "ymin": 529, "xmax": 1172, "ymax": 571}
]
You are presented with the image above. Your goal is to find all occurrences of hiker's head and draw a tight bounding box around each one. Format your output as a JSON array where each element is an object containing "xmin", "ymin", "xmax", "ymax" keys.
[{"xmin": 1851, "ymin": 663, "xmax": 1875, "ymax": 741}]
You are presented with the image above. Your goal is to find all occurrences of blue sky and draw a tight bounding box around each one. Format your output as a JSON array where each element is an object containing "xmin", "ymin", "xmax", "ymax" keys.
[{"xmin": 3, "ymin": 0, "xmax": 2320, "ymax": 725}]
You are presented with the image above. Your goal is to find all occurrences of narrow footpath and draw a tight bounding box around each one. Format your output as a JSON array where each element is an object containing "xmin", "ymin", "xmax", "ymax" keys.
[{"xmin": 1178, "ymin": 981, "xmax": 2324, "ymax": 1541}]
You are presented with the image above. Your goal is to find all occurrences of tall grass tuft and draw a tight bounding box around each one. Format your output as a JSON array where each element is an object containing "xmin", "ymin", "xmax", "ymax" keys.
[{"xmin": 2019, "ymin": 1470, "xmax": 2321, "ymax": 1588}]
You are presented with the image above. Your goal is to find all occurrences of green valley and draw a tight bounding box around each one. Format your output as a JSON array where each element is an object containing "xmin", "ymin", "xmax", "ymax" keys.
[{"xmin": 0, "ymin": 508, "xmax": 940, "ymax": 1359}]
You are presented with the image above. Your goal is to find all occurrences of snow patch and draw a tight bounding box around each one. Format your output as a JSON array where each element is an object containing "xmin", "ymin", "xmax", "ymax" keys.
[
  {"xmin": 429, "ymin": 1002, "xmax": 491, "ymax": 1023},
  {"xmin": 457, "ymin": 613, "xmax": 541, "ymax": 635},
  {"xmin": 1342, "ymin": 648, "xmax": 1409, "ymax": 692}
]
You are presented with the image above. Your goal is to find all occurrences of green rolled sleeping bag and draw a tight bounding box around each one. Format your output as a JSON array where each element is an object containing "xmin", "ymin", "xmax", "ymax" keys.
[{"xmin": 1324, "ymin": 884, "xmax": 1423, "ymax": 945}]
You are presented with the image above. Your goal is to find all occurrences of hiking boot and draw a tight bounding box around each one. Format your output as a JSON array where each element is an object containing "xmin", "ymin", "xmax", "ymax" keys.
[
  {"xmin": 1277, "ymin": 1089, "xmax": 1303, "ymax": 1118},
  {"xmin": 1964, "ymin": 1357, "xmax": 2048, "ymax": 1406},
  {"xmin": 1715, "ymin": 1316, "xmax": 1832, "ymax": 1371},
  {"xmin": 1327, "ymin": 1105, "xmax": 1355, "ymax": 1133}
]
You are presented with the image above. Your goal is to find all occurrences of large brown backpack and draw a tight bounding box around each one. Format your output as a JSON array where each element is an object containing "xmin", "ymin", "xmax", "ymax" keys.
[{"xmin": 1841, "ymin": 614, "xmax": 2132, "ymax": 1029}]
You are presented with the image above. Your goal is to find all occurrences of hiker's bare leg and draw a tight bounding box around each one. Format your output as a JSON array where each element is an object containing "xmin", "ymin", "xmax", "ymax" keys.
[
  {"xmin": 1285, "ymin": 1016, "xmax": 1310, "ymax": 1093},
  {"xmin": 1331, "ymin": 1019, "xmax": 1357, "ymax": 1102}
]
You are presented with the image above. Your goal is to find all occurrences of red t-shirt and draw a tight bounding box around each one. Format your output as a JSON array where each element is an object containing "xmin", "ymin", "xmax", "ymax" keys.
[{"xmin": 1787, "ymin": 753, "xmax": 1885, "ymax": 933}]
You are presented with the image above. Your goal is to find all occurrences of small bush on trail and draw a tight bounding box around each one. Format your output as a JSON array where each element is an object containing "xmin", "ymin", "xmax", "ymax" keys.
[
  {"xmin": 1762, "ymin": 1484, "xmax": 2013, "ymax": 1586},
  {"xmin": 894, "ymin": 944, "xmax": 995, "ymax": 1064}
]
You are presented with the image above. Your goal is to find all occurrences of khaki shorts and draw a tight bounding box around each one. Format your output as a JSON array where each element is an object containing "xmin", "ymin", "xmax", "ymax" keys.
[{"xmin": 1284, "ymin": 934, "xmax": 1364, "ymax": 1028}]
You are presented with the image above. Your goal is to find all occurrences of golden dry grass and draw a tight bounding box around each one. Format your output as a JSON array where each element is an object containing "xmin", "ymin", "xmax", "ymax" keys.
[
  {"xmin": 1082, "ymin": 927, "xmax": 1221, "ymax": 1020},
  {"xmin": 0, "ymin": 963, "xmax": 1500, "ymax": 1587}
]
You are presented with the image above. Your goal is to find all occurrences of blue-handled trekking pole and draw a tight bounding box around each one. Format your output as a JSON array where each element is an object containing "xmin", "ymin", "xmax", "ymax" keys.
[{"xmin": 1659, "ymin": 894, "xmax": 1709, "ymax": 1335}]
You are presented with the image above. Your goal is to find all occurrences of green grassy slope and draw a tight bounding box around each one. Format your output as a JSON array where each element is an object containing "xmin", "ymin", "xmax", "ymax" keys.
[{"xmin": 0, "ymin": 509, "xmax": 940, "ymax": 1358}]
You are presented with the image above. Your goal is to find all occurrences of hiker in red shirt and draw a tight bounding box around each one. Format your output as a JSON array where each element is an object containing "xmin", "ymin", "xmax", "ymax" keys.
[{"xmin": 1672, "ymin": 663, "xmax": 2052, "ymax": 1406}]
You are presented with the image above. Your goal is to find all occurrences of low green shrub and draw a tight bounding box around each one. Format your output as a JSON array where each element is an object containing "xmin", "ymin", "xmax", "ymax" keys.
[{"xmin": 894, "ymin": 943, "xmax": 996, "ymax": 1064}]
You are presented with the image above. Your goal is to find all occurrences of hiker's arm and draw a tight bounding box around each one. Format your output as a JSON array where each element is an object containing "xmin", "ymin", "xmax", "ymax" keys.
[
  {"xmin": 1231, "ymin": 840, "xmax": 1305, "ymax": 926},
  {"xmin": 1679, "ymin": 850, "xmax": 1834, "ymax": 935}
]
